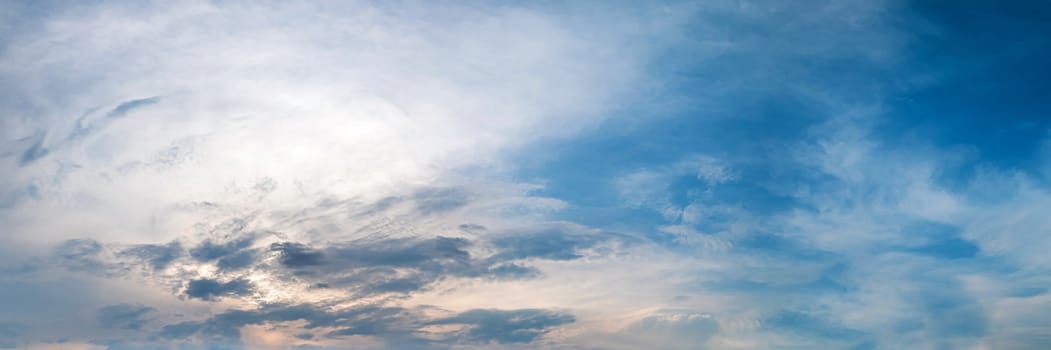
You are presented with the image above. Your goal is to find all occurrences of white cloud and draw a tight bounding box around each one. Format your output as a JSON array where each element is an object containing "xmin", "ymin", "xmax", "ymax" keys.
[
  {"xmin": 0, "ymin": 0, "xmax": 674, "ymax": 248},
  {"xmin": 0, "ymin": 1, "xmax": 686, "ymax": 347},
  {"xmin": 6, "ymin": 0, "xmax": 1047, "ymax": 349}
]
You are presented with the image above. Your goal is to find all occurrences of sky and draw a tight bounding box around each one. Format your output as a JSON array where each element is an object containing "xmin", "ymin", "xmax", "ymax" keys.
[{"xmin": 0, "ymin": 0, "xmax": 1050, "ymax": 349}]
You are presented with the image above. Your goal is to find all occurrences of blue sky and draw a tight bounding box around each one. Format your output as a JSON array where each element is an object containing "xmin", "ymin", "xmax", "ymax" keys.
[{"xmin": 1, "ymin": 1, "xmax": 1050, "ymax": 349}]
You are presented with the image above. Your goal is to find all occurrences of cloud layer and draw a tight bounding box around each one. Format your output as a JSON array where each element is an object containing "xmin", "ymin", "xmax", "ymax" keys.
[{"xmin": 2, "ymin": 0, "xmax": 1051, "ymax": 349}]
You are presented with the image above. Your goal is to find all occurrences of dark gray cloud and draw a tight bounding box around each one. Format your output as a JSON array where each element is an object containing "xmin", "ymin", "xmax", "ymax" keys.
[
  {"xmin": 46, "ymin": 225, "xmax": 629, "ymax": 309},
  {"xmin": 190, "ymin": 236, "xmax": 255, "ymax": 262},
  {"xmin": 270, "ymin": 236, "xmax": 485, "ymax": 298},
  {"xmin": 47, "ymin": 234, "xmax": 500, "ymax": 303},
  {"xmin": 238, "ymin": 230, "xmax": 622, "ymax": 298},
  {"xmin": 54, "ymin": 238, "xmax": 115, "ymax": 274},
  {"xmin": 40, "ymin": 227, "xmax": 615, "ymax": 347},
  {"xmin": 115, "ymin": 219, "xmax": 268, "ymax": 273},
  {"xmin": 270, "ymin": 242, "xmax": 324, "ymax": 267},
  {"xmin": 158, "ymin": 304, "xmax": 574, "ymax": 347},
  {"xmin": 55, "ymin": 238, "xmax": 104, "ymax": 261},
  {"xmin": 216, "ymin": 249, "xmax": 258, "ymax": 271},
  {"xmin": 457, "ymin": 223, "xmax": 486, "ymax": 231},
  {"xmin": 184, "ymin": 278, "xmax": 254, "ymax": 301},
  {"xmin": 119, "ymin": 241, "xmax": 182, "ymax": 271},
  {"xmin": 98, "ymin": 304, "xmax": 155, "ymax": 330},
  {"xmin": 160, "ymin": 309, "xmax": 256, "ymax": 340},
  {"xmin": 327, "ymin": 236, "xmax": 471, "ymax": 268},
  {"xmin": 479, "ymin": 263, "xmax": 540, "ymax": 280},
  {"xmin": 430, "ymin": 309, "xmax": 575, "ymax": 344},
  {"xmin": 160, "ymin": 304, "xmax": 418, "ymax": 341}
]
